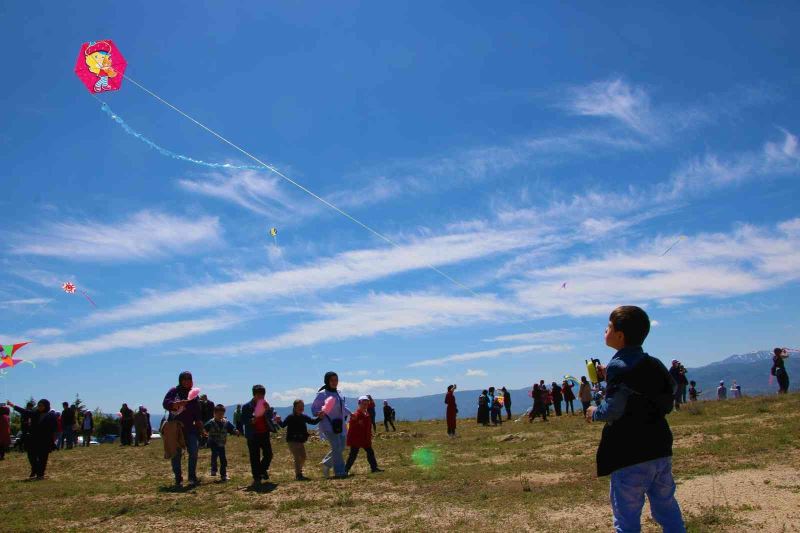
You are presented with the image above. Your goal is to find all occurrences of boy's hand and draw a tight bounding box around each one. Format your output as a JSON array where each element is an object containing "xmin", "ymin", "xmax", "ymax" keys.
[{"xmin": 585, "ymin": 406, "xmax": 596, "ymax": 422}]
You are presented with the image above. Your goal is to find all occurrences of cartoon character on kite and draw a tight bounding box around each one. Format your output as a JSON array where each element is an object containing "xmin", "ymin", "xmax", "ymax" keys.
[
  {"xmin": 1, "ymin": 342, "xmax": 33, "ymax": 370},
  {"xmin": 74, "ymin": 40, "xmax": 127, "ymax": 94}
]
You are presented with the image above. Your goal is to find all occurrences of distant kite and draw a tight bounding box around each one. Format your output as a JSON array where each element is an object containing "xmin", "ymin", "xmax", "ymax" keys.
[
  {"xmin": 560, "ymin": 282, "xmax": 567, "ymax": 289},
  {"xmin": 269, "ymin": 227, "xmax": 278, "ymax": 238},
  {"xmin": 660, "ymin": 236, "xmax": 685, "ymax": 257},
  {"xmin": 62, "ymin": 282, "xmax": 97, "ymax": 308}
]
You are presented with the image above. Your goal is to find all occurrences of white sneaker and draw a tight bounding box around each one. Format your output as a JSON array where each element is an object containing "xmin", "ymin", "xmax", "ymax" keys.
[{"xmin": 321, "ymin": 464, "xmax": 331, "ymax": 478}]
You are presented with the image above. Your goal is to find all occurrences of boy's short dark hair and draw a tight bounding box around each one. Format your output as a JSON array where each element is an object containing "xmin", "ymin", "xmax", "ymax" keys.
[
  {"xmin": 609, "ymin": 306, "xmax": 650, "ymax": 347},
  {"xmin": 252, "ymin": 384, "xmax": 266, "ymax": 395},
  {"xmin": 214, "ymin": 404, "xmax": 225, "ymax": 412}
]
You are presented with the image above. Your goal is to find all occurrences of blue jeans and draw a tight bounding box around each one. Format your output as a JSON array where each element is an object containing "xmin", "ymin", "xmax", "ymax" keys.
[
  {"xmin": 321, "ymin": 431, "xmax": 346, "ymax": 476},
  {"xmin": 171, "ymin": 431, "xmax": 199, "ymax": 482},
  {"xmin": 610, "ymin": 457, "xmax": 685, "ymax": 533},
  {"xmin": 210, "ymin": 444, "xmax": 227, "ymax": 478}
]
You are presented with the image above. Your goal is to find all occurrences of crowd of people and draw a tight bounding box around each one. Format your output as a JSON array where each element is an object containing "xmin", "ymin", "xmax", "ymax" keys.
[{"xmin": 0, "ymin": 305, "xmax": 793, "ymax": 533}]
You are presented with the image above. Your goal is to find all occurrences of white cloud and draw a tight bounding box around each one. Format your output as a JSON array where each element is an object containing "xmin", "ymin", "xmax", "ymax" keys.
[
  {"xmin": 9, "ymin": 210, "xmax": 222, "ymax": 262},
  {"xmin": 662, "ymin": 130, "xmax": 800, "ymax": 199},
  {"xmin": 24, "ymin": 327, "xmax": 64, "ymax": 338},
  {"xmin": 89, "ymin": 227, "xmax": 535, "ymax": 325},
  {"xmin": 325, "ymin": 176, "xmax": 404, "ymax": 209},
  {"xmin": 465, "ymin": 369, "xmax": 487, "ymax": 377},
  {"xmin": 482, "ymin": 329, "xmax": 577, "ymax": 343},
  {"xmin": 565, "ymin": 78, "xmax": 655, "ymax": 135},
  {"xmin": 410, "ymin": 343, "xmax": 571, "ymax": 367},
  {"xmin": 650, "ymin": 320, "xmax": 660, "ymax": 327},
  {"xmin": 270, "ymin": 378, "xmax": 423, "ymax": 404},
  {"xmin": 0, "ymin": 298, "xmax": 52, "ymax": 307},
  {"xmin": 214, "ymin": 292, "xmax": 521, "ymax": 355},
  {"xmin": 179, "ymin": 170, "xmax": 314, "ymax": 218},
  {"xmin": 24, "ymin": 315, "xmax": 243, "ymax": 361},
  {"xmin": 433, "ymin": 377, "xmax": 445, "ymax": 383},
  {"xmin": 510, "ymin": 219, "xmax": 800, "ymax": 318}
]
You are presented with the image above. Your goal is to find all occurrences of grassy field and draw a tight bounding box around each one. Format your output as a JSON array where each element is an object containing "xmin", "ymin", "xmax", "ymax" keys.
[{"xmin": 1, "ymin": 394, "xmax": 799, "ymax": 532}]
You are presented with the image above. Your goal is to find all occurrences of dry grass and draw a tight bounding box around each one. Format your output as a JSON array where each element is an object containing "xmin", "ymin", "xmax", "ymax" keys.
[{"xmin": 0, "ymin": 394, "xmax": 798, "ymax": 532}]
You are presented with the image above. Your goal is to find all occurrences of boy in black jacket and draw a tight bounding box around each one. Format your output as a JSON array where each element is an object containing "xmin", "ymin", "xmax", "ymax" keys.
[
  {"xmin": 586, "ymin": 306, "xmax": 685, "ymax": 533},
  {"xmin": 280, "ymin": 399, "xmax": 320, "ymax": 481}
]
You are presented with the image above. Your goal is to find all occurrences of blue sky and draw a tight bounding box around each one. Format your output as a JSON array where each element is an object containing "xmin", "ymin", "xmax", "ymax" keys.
[{"xmin": 1, "ymin": 2, "xmax": 799, "ymax": 412}]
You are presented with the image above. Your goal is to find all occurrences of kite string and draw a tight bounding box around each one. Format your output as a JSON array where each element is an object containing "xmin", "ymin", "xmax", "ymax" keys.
[{"xmin": 118, "ymin": 73, "xmax": 478, "ymax": 298}]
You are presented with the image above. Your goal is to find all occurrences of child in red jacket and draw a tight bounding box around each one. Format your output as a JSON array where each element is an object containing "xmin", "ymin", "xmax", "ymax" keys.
[{"xmin": 345, "ymin": 396, "xmax": 383, "ymax": 475}]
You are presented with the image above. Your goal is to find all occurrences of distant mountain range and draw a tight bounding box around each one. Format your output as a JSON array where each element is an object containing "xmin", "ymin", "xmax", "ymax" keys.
[{"xmin": 147, "ymin": 350, "xmax": 796, "ymax": 428}]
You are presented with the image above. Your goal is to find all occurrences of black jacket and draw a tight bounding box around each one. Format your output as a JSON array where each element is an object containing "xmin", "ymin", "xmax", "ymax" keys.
[
  {"xmin": 13, "ymin": 406, "xmax": 57, "ymax": 448},
  {"xmin": 280, "ymin": 414, "xmax": 320, "ymax": 443},
  {"xmin": 596, "ymin": 352, "xmax": 675, "ymax": 477}
]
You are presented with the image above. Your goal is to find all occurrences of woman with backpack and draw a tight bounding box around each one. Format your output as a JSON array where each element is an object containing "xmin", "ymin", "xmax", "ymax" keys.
[
  {"xmin": 311, "ymin": 371, "xmax": 351, "ymax": 479},
  {"xmin": 772, "ymin": 348, "xmax": 790, "ymax": 394}
]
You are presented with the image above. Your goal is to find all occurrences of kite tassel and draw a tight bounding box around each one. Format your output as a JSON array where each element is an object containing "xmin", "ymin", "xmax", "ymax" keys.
[{"xmin": 82, "ymin": 291, "xmax": 97, "ymax": 308}]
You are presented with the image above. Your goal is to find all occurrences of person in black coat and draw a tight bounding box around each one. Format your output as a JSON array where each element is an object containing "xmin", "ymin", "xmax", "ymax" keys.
[{"xmin": 8, "ymin": 399, "xmax": 57, "ymax": 479}]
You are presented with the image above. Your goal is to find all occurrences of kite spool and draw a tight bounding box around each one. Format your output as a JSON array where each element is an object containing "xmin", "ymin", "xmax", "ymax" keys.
[{"xmin": 586, "ymin": 359, "xmax": 599, "ymax": 384}]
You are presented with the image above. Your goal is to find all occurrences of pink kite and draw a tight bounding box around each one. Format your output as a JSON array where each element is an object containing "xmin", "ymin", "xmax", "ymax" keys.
[
  {"xmin": 187, "ymin": 387, "xmax": 201, "ymax": 401},
  {"xmin": 74, "ymin": 40, "xmax": 127, "ymax": 93}
]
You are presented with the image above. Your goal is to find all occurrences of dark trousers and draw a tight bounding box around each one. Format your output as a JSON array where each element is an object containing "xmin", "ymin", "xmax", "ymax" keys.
[
  {"xmin": 82, "ymin": 430, "xmax": 92, "ymax": 446},
  {"xmin": 368, "ymin": 409, "xmax": 377, "ymax": 432},
  {"xmin": 247, "ymin": 433, "xmax": 273, "ymax": 481},
  {"xmin": 120, "ymin": 422, "xmax": 133, "ymax": 445},
  {"xmin": 384, "ymin": 419, "xmax": 395, "ymax": 431},
  {"xmin": 564, "ymin": 400, "xmax": 575, "ymax": 414},
  {"xmin": 0, "ymin": 445, "xmax": 5, "ymax": 460},
  {"xmin": 27, "ymin": 444, "xmax": 50, "ymax": 477},
  {"xmin": 581, "ymin": 401, "xmax": 591, "ymax": 416},
  {"xmin": 210, "ymin": 444, "xmax": 228, "ymax": 477},
  {"xmin": 777, "ymin": 371, "xmax": 789, "ymax": 393},
  {"xmin": 345, "ymin": 447, "xmax": 378, "ymax": 472},
  {"xmin": 554, "ymin": 401, "xmax": 562, "ymax": 416},
  {"xmin": 505, "ymin": 404, "xmax": 512, "ymax": 420}
]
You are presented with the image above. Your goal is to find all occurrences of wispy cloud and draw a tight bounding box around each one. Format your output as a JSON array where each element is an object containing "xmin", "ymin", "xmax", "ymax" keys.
[
  {"xmin": 565, "ymin": 78, "xmax": 656, "ymax": 135},
  {"xmin": 510, "ymin": 218, "xmax": 800, "ymax": 318},
  {"xmin": 0, "ymin": 298, "xmax": 52, "ymax": 307},
  {"xmin": 270, "ymin": 378, "xmax": 423, "ymax": 403},
  {"xmin": 324, "ymin": 176, "xmax": 404, "ymax": 209},
  {"xmin": 23, "ymin": 327, "xmax": 64, "ymax": 338},
  {"xmin": 410, "ymin": 343, "xmax": 571, "ymax": 367},
  {"xmin": 465, "ymin": 369, "xmax": 487, "ymax": 377},
  {"xmin": 210, "ymin": 292, "xmax": 521, "ymax": 355},
  {"xmin": 25, "ymin": 315, "xmax": 243, "ymax": 361},
  {"xmin": 178, "ymin": 170, "xmax": 314, "ymax": 218},
  {"xmin": 88, "ymin": 227, "xmax": 536, "ymax": 325},
  {"xmin": 9, "ymin": 210, "xmax": 222, "ymax": 262},
  {"xmin": 662, "ymin": 130, "xmax": 800, "ymax": 199},
  {"xmin": 482, "ymin": 328, "xmax": 577, "ymax": 343}
]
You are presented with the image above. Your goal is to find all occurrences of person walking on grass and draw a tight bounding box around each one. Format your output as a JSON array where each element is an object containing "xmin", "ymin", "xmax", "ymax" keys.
[
  {"xmin": 477, "ymin": 390, "xmax": 490, "ymax": 426},
  {"xmin": 551, "ymin": 382, "xmax": 563, "ymax": 417},
  {"xmin": 119, "ymin": 403, "xmax": 134, "ymax": 446},
  {"xmin": 163, "ymin": 371, "xmax": 205, "ymax": 487},
  {"xmin": 280, "ymin": 399, "xmax": 320, "ymax": 481},
  {"xmin": 502, "ymin": 387, "xmax": 512, "ymax": 420},
  {"xmin": 586, "ymin": 305, "xmax": 685, "ymax": 533},
  {"xmin": 367, "ymin": 395, "xmax": 377, "ymax": 433},
  {"xmin": 134, "ymin": 406, "xmax": 149, "ymax": 446},
  {"xmin": 312, "ymin": 371, "xmax": 351, "ymax": 479},
  {"xmin": 81, "ymin": 410, "xmax": 94, "ymax": 446},
  {"xmin": 445, "ymin": 385, "xmax": 458, "ymax": 437},
  {"xmin": 233, "ymin": 404, "xmax": 243, "ymax": 435},
  {"xmin": 717, "ymin": 381, "xmax": 727, "ymax": 400},
  {"xmin": 528, "ymin": 384, "xmax": 548, "ymax": 422},
  {"xmin": 241, "ymin": 384, "xmax": 274, "ymax": 485},
  {"xmin": 579, "ymin": 376, "xmax": 592, "ymax": 416},
  {"xmin": 205, "ymin": 404, "xmax": 238, "ymax": 481},
  {"xmin": 772, "ymin": 348, "xmax": 790, "ymax": 394},
  {"xmin": 562, "ymin": 379, "xmax": 576, "ymax": 415},
  {"xmin": 383, "ymin": 400, "xmax": 396, "ymax": 432},
  {"xmin": 7, "ymin": 399, "xmax": 57, "ymax": 480},
  {"xmin": 345, "ymin": 396, "xmax": 384, "ymax": 475},
  {"xmin": 60, "ymin": 402, "xmax": 76, "ymax": 450},
  {"xmin": 0, "ymin": 404, "xmax": 10, "ymax": 460}
]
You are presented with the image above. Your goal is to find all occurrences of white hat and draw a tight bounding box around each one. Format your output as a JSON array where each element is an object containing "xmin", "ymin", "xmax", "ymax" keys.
[{"xmin": 358, "ymin": 395, "xmax": 369, "ymax": 402}]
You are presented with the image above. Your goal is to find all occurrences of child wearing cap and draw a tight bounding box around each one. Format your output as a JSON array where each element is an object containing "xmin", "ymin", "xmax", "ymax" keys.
[
  {"xmin": 345, "ymin": 396, "xmax": 383, "ymax": 475},
  {"xmin": 204, "ymin": 404, "xmax": 238, "ymax": 481}
]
